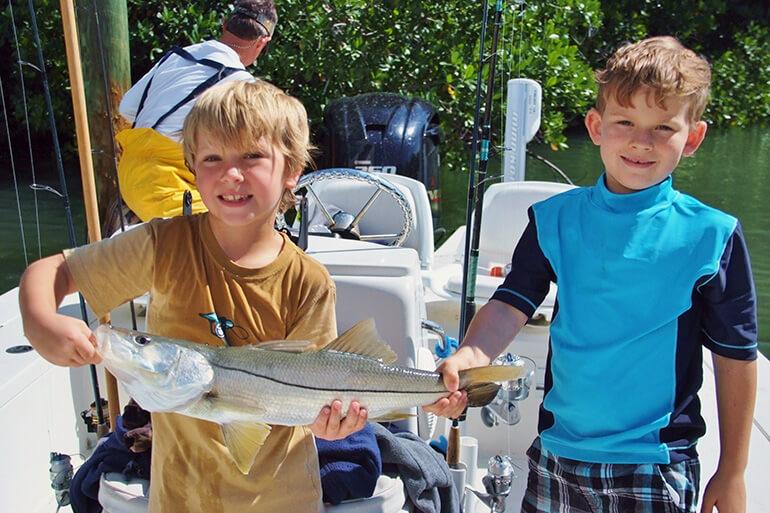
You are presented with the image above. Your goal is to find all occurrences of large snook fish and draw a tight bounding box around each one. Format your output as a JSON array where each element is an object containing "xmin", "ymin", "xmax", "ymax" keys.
[{"xmin": 95, "ymin": 319, "xmax": 522, "ymax": 473}]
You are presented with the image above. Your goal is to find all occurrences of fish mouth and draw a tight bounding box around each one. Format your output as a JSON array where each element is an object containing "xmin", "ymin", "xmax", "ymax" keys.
[{"xmin": 95, "ymin": 326, "xmax": 169, "ymax": 380}]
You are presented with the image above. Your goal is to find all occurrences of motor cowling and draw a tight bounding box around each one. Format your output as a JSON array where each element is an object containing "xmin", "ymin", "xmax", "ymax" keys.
[{"xmin": 318, "ymin": 93, "xmax": 442, "ymax": 224}]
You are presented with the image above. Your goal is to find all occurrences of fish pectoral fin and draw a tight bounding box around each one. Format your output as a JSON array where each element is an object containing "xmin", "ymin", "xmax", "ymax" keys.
[
  {"xmin": 369, "ymin": 409, "xmax": 417, "ymax": 422},
  {"xmin": 221, "ymin": 422, "xmax": 272, "ymax": 474},
  {"xmin": 322, "ymin": 319, "xmax": 397, "ymax": 363}
]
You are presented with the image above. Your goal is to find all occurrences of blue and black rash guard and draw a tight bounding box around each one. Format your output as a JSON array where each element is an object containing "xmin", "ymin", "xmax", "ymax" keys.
[{"xmin": 492, "ymin": 174, "xmax": 757, "ymax": 464}]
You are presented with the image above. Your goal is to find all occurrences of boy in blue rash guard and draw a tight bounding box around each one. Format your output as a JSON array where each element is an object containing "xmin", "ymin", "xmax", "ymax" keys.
[{"xmin": 426, "ymin": 36, "xmax": 758, "ymax": 513}]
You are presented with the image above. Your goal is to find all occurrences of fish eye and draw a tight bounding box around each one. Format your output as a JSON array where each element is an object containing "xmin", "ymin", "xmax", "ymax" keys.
[{"xmin": 134, "ymin": 335, "xmax": 151, "ymax": 346}]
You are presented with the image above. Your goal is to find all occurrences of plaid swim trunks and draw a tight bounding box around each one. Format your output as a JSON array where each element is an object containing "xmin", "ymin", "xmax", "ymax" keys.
[{"xmin": 521, "ymin": 437, "xmax": 700, "ymax": 513}]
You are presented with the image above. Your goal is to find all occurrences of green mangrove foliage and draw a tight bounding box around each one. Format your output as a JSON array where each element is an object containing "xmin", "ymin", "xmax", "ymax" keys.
[{"xmin": 1, "ymin": 0, "xmax": 768, "ymax": 175}]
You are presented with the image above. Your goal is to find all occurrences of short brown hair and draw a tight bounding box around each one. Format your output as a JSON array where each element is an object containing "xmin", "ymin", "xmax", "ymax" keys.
[
  {"xmin": 182, "ymin": 80, "xmax": 314, "ymax": 213},
  {"xmin": 595, "ymin": 36, "xmax": 711, "ymax": 122},
  {"xmin": 225, "ymin": 0, "xmax": 277, "ymax": 40}
]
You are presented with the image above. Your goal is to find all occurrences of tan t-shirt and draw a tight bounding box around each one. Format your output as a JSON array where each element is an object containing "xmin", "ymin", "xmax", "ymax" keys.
[{"xmin": 65, "ymin": 213, "xmax": 337, "ymax": 513}]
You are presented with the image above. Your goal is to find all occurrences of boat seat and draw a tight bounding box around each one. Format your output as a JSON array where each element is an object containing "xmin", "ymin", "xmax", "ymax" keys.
[
  {"xmin": 99, "ymin": 473, "xmax": 149, "ymax": 513},
  {"xmin": 305, "ymin": 171, "xmax": 434, "ymax": 269},
  {"xmin": 443, "ymin": 181, "xmax": 574, "ymax": 312},
  {"xmin": 476, "ymin": 180, "xmax": 575, "ymax": 271},
  {"xmin": 99, "ymin": 472, "xmax": 406, "ymax": 513}
]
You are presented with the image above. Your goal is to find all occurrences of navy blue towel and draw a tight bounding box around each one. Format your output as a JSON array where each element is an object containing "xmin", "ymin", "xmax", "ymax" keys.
[
  {"xmin": 69, "ymin": 416, "xmax": 151, "ymax": 513},
  {"xmin": 316, "ymin": 423, "xmax": 382, "ymax": 505}
]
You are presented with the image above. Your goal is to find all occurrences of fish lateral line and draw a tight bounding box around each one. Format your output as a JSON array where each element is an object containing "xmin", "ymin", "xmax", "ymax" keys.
[{"xmin": 211, "ymin": 362, "xmax": 445, "ymax": 395}]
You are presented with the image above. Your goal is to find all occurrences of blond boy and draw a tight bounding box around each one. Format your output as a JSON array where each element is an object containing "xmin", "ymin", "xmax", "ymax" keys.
[
  {"xmin": 427, "ymin": 37, "xmax": 757, "ymax": 513},
  {"xmin": 20, "ymin": 80, "xmax": 367, "ymax": 513}
]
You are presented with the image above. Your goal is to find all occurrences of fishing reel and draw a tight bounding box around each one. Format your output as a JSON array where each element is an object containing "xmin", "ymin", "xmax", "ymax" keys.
[
  {"xmin": 466, "ymin": 455, "xmax": 515, "ymax": 513},
  {"xmin": 80, "ymin": 398, "xmax": 109, "ymax": 433},
  {"xmin": 49, "ymin": 452, "xmax": 73, "ymax": 507},
  {"xmin": 480, "ymin": 354, "xmax": 536, "ymax": 428}
]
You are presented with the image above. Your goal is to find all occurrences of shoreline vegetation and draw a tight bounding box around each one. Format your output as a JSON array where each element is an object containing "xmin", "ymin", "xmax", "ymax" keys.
[{"xmin": 1, "ymin": 1, "xmax": 768, "ymax": 172}]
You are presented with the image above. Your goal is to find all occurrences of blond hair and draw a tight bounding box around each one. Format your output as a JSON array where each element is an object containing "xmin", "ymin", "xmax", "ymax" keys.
[
  {"xmin": 595, "ymin": 36, "xmax": 711, "ymax": 123},
  {"xmin": 183, "ymin": 80, "xmax": 314, "ymax": 213}
]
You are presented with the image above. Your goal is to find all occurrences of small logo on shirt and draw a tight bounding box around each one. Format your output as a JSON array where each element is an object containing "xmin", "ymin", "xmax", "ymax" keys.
[{"xmin": 199, "ymin": 312, "xmax": 249, "ymax": 345}]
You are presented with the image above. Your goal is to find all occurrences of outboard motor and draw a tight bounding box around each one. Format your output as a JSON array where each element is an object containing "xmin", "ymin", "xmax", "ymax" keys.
[{"xmin": 319, "ymin": 93, "xmax": 442, "ymax": 224}]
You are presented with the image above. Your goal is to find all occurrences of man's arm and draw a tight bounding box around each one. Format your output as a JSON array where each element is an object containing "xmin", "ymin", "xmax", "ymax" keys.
[
  {"xmin": 699, "ymin": 354, "xmax": 757, "ymax": 513},
  {"xmin": 424, "ymin": 299, "xmax": 529, "ymax": 419},
  {"xmin": 18, "ymin": 254, "xmax": 100, "ymax": 367}
]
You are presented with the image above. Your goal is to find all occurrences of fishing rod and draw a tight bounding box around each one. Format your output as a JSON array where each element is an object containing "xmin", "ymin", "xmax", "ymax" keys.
[
  {"xmin": 22, "ymin": 0, "xmax": 108, "ymax": 431},
  {"xmin": 458, "ymin": 0, "xmax": 506, "ymax": 339},
  {"xmin": 58, "ymin": 0, "xmax": 123, "ymax": 431}
]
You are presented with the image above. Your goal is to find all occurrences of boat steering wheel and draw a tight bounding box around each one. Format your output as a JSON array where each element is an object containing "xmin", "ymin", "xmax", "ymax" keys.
[{"xmin": 294, "ymin": 168, "xmax": 414, "ymax": 247}]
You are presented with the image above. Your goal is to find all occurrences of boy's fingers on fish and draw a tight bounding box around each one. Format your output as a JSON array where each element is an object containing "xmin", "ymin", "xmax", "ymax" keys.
[
  {"xmin": 439, "ymin": 359, "xmax": 461, "ymax": 392},
  {"xmin": 449, "ymin": 391, "xmax": 468, "ymax": 419},
  {"xmin": 334, "ymin": 401, "xmax": 365, "ymax": 438},
  {"xmin": 356, "ymin": 408, "xmax": 368, "ymax": 431},
  {"xmin": 423, "ymin": 395, "xmax": 452, "ymax": 417},
  {"xmin": 346, "ymin": 400, "xmax": 361, "ymax": 418},
  {"xmin": 309, "ymin": 406, "xmax": 333, "ymax": 438},
  {"xmin": 74, "ymin": 339, "xmax": 97, "ymax": 364},
  {"xmin": 442, "ymin": 391, "xmax": 462, "ymax": 416},
  {"xmin": 425, "ymin": 391, "xmax": 466, "ymax": 418},
  {"xmin": 326, "ymin": 400, "xmax": 344, "ymax": 436}
]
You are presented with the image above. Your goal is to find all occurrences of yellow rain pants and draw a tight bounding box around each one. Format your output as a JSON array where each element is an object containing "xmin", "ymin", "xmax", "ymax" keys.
[{"xmin": 116, "ymin": 128, "xmax": 207, "ymax": 221}]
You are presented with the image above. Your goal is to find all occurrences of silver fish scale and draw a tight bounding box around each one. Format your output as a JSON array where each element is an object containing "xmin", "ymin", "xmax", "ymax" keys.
[{"xmin": 194, "ymin": 346, "xmax": 449, "ymax": 425}]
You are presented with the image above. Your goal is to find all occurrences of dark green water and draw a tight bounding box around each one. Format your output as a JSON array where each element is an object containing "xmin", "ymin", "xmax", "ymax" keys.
[
  {"xmin": 2, "ymin": 126, "xmax": 768, "ymax": 357},
  {"xmin": 0, "ymin": 176, "xmax": 86, "ymax": 292},
  {"xmin": 440, "ymin": 125, "xmax": 769, "ymax": 358}
]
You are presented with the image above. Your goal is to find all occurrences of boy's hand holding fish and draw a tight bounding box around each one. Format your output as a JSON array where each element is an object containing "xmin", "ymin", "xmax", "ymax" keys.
[
  {"xmin": 423, "ymin": 345, "xmax": 487, "ymax": 419},
  {"xmin": 310, "ymin": 399, "xmax": 368, "ymax": 441},
  {"xmin": 19, "ymin": 255, "xmax": 101, "ymax": 367},
  {"xmin": 425, "ymin": 299, "xmax": 530, "ymax": 419},
  {"xmin": 26, "ymin": 314, "xmax": 101, "ymax": 367}
]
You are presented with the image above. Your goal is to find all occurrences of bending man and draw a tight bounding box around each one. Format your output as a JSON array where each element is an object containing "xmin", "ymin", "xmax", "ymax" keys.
[{"xmin": 117, "ymin": 0, "xmax": 277, "ymax": 221}]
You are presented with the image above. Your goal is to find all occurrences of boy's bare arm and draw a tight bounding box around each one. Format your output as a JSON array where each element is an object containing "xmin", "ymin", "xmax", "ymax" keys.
[
  {"xmin": 700, "ymin": 354, "xmax": 757, "ymax": 513},
  {"xmin": 424, "ymin": 299, "xmax": 529, "ymax": 419},
  {"xmin": 18, "ymin": 254, "xmax": 100, "ymax": 367}
]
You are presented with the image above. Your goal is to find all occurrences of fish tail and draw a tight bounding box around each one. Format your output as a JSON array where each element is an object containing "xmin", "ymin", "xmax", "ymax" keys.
[{"xmin": 459, "ymin": 365, "xmax": 520, "ymax": 407}]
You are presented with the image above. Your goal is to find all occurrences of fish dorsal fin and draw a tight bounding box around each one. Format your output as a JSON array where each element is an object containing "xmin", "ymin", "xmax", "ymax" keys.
[
  {"xmin": 257, "ymin": 339, "xmax": 317, "ymax": 353},
  {"xmin": 322, "ymin": 319, "xmax": 397, "ymax": 363},
  {"xmin": 221, "ymin": 422, "xmax": 272, "ymax": 474}
]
